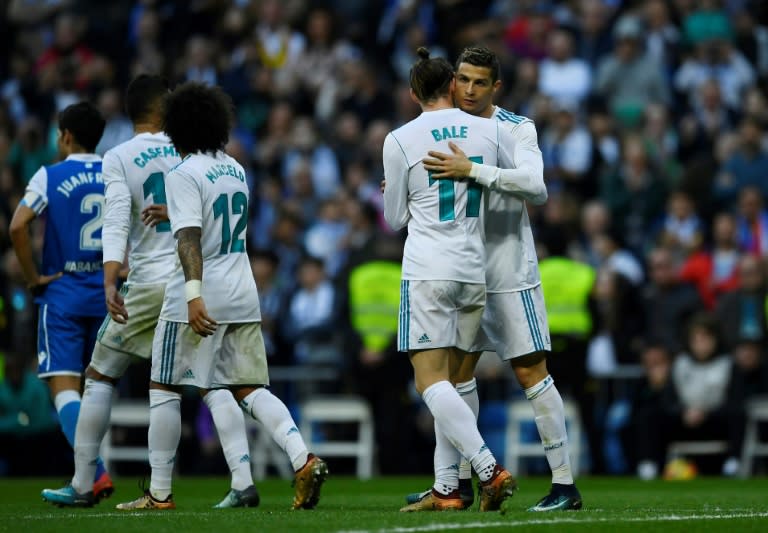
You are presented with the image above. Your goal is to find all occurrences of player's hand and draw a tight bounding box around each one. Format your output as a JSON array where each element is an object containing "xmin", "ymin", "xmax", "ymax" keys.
[
  {"xmin": 141, "ymin": 204, "xmax": 169, "ymax": 228},
  {"xmin": 380, "ymin": 179, "xmax": 386, "ymax": 193},
  {"xmin": 188, "ymin": 298, "xmax": 218, "ymax": 337},
  {"xmin": 105, "ymin": 284, "xmax": 128, "ymax": 323},
  {"xmin": 28, "ymin": 272, "xmax": 63, "ymax": 296},
  {"xmin": 423, "ymin": 142, "xmax": 473, "ymax": 178}
]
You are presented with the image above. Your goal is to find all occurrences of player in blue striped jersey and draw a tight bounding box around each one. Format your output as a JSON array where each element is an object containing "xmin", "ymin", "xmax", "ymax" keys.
[{"xmin": 9, "ymin": 102, "xmax": 113, "ymax": 499}]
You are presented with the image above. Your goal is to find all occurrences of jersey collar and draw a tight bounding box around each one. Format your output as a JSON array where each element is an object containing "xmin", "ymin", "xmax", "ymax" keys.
[{"xmin": 65, "ymin": 153, "xmax": 102, "ymax": 162}]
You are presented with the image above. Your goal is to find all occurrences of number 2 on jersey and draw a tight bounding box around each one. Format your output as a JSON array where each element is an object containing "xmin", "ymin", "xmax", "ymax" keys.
[
  {"xmin": 213, "ymin": 192, "xmax": 247, "ymax": 254},
  {"xmin": 142, "ymin": 172, "xmax": 171, "ymax": 232},
  {"xmin": 428, "ymin": 156, "xmax": 483, "ymax": 221},
  {"xmin": 80, "ymin": 193, "xmax": 105, "ymax": 251}
]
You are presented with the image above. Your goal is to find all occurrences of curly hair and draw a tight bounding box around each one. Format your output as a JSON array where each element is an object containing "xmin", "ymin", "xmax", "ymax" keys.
[{"xmin": 162, "ymin": 82, "xmax": 234, "ymax": 155}]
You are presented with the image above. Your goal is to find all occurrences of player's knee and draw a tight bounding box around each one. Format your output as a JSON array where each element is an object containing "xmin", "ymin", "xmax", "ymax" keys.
[
  {"xmin": 84, "ymin": 365, "xmax": 117, "ymax": 384},
  {"xmin": 511, "ymin": 352, "xmax": 548, "ymax": 388}
]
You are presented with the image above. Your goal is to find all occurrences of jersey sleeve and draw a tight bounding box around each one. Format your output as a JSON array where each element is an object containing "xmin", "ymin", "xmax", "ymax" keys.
[
  {"xmin": 20, "ymin": 166, "xmax": 49, "ymax": 215},
  {"xmin": 167, "ymin": 167, "xmax": 202, "ymax": 234},
  {"xmin": 470, "ymin": 121, "xmax": 548, "ymax": 205},
  {"xmin": 382, "ymin": 133, "xmax": 411, "ymax": 231},
  {"xmin": 102, "ymin": 151, "xmax": 132, "ymax": 264}
]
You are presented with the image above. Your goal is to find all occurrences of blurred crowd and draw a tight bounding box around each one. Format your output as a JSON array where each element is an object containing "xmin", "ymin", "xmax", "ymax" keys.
[{"xmin": 1, "ymin": 0, "xmax": 768, "ymax": 478}]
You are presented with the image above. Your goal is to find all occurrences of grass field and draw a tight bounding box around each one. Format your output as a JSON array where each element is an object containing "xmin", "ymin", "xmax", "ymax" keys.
[{"xmin": 2, "ymin": 476, "xmax": 767, "ymax": 532}]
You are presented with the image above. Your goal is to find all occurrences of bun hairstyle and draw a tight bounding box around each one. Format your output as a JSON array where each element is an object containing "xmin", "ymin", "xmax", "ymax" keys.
[{"xmin": 409, "ymin": 47, "xmax": 454, "ymax": 102}]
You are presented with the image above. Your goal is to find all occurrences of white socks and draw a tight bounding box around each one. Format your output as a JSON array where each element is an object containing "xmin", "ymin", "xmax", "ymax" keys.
[
  {"xmin": 72, "ymin": 379, "xmax": 114, "ymax": 494},
  {"xmin": 421, "ymin": 381, "xmax": 496, "ymax": 483},
  {"xmin": 148, "ymin": 389, "xmax": 182, "ymax": 500},
  {"xmin": 525, "ymin": 375, "xmax": 573, "ymax": 485},
  {"xmin": 204, "ymin": 389, "xmax": 253, "ymax": 491},
  {"xmin": 240, "ymin": 387, "xmax": 309, "ymax": 471},
  {"xmin": 456, "ymin": 379, "xmax": 479, "ymax": 481}
]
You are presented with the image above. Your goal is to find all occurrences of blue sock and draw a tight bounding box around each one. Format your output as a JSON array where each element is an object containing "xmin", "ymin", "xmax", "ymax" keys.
[
  {"xmin": 55, "ymin": 392, "xmax": 107, "ymax": 481},
  {"xmin": 56, "ymin": 397, "xmax": 80, "ymax": 448}
]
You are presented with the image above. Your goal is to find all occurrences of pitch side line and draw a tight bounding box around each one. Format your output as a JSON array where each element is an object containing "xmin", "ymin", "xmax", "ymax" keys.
[{"xmin": 338, "ymin": 511, "xmax": 768, "ymax": 533}]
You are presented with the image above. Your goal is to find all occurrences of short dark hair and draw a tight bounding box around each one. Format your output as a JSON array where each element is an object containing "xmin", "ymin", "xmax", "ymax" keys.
[
  {"xmin": 125, "ymin": 74, "xmax": 170, "ymax": 123},
  {"xmin": 409, "ymin": 47, "xmax": 453, "ymax": 102},
  {"xmin": 58, "ymin": 102, "xmax": 106, "ymax": 153},
  {"xmin": 455, "ymin": 46, "xmax": 500, "ymax": 83},
  {"xmin": 162, "ymin": 82, "xmax": 234, "ymax": 155}
]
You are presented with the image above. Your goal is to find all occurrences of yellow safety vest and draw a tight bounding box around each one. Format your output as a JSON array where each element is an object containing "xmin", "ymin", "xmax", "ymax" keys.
[
  {"xmin": 348, "ymin": 261, "xmax": 402, "ymax": 351},
  {"xmin": 539, "ymin": 257, "xmax": 595, "ymax": 337}
]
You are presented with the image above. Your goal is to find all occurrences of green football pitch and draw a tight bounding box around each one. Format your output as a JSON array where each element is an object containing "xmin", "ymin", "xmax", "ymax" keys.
[{"xmin": 2, "ymin": 476, "xmax": 767, "ymax": 532}]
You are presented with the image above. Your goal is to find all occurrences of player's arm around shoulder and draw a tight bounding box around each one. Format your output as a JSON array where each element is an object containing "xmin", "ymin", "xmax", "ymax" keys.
[
  {"xmin": 445, "ymin": 120, "xmax": 547, "ymax": 204},
  {"xmin": 382, "ymin": 132, "xmax": 411, "ymax": 231}
]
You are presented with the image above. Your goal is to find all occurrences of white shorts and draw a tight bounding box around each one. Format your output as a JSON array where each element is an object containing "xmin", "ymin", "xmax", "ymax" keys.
[
  {"xmin": 470, "ymin": 285, "xmax": 551, "ymax": 360},
  {"xmin": 151, "ymin": 320, "xmax": 269, "ymax": 388},
  {"xmin": 398, "ymin": 280, "xmax": 485, "ymax": 352},
  {"xmin": 90, "ymin": 282, "xmax": 166, "ymax": 379}
]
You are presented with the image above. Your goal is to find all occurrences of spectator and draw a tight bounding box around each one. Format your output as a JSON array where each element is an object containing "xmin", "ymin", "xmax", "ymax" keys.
[
  {"xmin": 715, "ymin": 254, "xmax": 768, "ymax": 351},
  {"xmin": 304, "ymin": 198, "xmax": 349, "ymax": 279},
  {"xmin": 680, "ymin": 211, "xmax": 741, "ymax": 310},
  {"xmin": 630, "ymin": 343, "xmax": 673, "ymax": 479},
  {"xmin": 600, "ymin": 134, "xmax": 667, "ymax": 253},
  {"xmin": 655, "ymin": 189, "xmax": 704, "ymax": 262},
  {"xmin": 732, "ymin": 339, "xmax": 768, "ymax": 399},
  {"xmin": 679, "ymin": 78, "xmax": 739, "ymax": 162},
  {"xmin": 570, "ymin": 0, "xmax": 614, "ymax": 70},
  {"xmin": 594, "ymin": 16, "xmax": 670, "ymax": 127},
  {"xmin": 635, "ymin": 313, "xmax": 745, "ymax": 478},
  {"xmin": 540, "ymin": 101, "xmax": 593, "ymax": 198},
  {"xmin": 642, "ymin": 0, "xmax": 681, "ymax": 80},
  {"xmin": 735, "ymin": 186, "xmax": 768, "ymax": 256},
  {"xmin": 674, "ymin": 38, "xmax": 755, "ymax": 112},
  {"xmin": 714, "ymin": 118, "xmax": 768, "ymax": 205},
  {"xmin": 94, "ymin": 87, "xmax": 133, "ymax": 155},
  {"xmin": 250, "ymin": 249, "xmax": 290, "ymax": 364},
  {"xmin": 538, "ymin": 28, "xmax": 592, "ymax": 107},
  {"xmin": 284, "ymin": 256, "xmax": 341, "ymax": 370},
  {"xmin": 642, "ymin": 247, "xmax": 703, "ymax": 354}
]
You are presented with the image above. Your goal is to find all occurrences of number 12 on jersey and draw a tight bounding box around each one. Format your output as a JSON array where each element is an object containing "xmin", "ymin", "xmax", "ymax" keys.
[
  {"xmin": 213, "ymin": 192, "xmax": 247, "ymax": 254},
  {"xmin": 428, "ymin": 155, "xmax": 483, "ymax": 221}
]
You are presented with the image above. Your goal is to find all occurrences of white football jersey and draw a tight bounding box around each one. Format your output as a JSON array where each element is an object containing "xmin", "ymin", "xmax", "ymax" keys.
[
  {"xmin": 383, "ymin": 107, "xmax": 516, "ymax": 283},
  {"xmin": 471, "ymin": 107, "xmax": 547, "ymax": 293},
  {"xmin": 101, "ymin": 132, "xmax": 180, "ymax": 284},
  {"xmin": 161, "ymin": 151, "xmax": 260, "ymax": 323}
]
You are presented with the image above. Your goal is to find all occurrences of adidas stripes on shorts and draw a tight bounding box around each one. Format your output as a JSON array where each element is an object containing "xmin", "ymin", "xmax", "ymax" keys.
[
  {"xmin": 90, "ymin": 282, "xmax": 166, "ymax": 379},
  {"xmin": 151, "ymin": 320, "xmax": 269, "ymax": 388},
  {"xmin": 470, "ymin": 285, "xmax": 551, "ymax": 359},
  {"xmin": 397, "ymin": 280, "xmax": 485, "ymax": 352}
]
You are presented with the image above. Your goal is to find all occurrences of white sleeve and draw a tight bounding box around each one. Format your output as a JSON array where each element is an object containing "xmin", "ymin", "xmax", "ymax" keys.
[
  {"xmin": 167, "ymin": 168, "xmax": 202, "ymax": 234},
  {"xmin": 20, "ymin": 166, "xmax": 48, "ymax": 215},
  {"xmin": 382, "ymin": 133, "xmax": 411, "ymax": 231},
  {"xmin": 470, "ymin": 122, "xmax": 547, "ymax": 205},
  {"xmin": 101, "ymin": 151, "xmax": 132, "ymax": 264}
]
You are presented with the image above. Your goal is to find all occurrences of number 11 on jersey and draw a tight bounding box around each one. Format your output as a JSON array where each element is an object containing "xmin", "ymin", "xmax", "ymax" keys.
[{"xmin": 428, "ymin": 155, "xmax": 483, "ymax": 221}]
